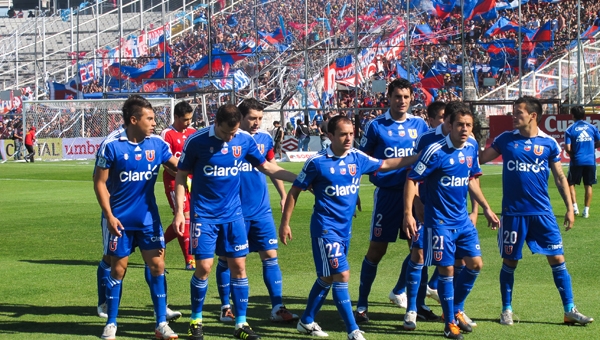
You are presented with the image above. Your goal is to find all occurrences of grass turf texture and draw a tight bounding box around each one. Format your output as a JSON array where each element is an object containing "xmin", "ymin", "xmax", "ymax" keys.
[{"xmin": 0, "ymin": 161, "xmax": 597, "ymax": 339}]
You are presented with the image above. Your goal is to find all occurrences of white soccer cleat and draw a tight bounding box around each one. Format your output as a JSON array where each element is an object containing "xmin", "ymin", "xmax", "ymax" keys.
[
  {"xmin": 348, "ymin": 329, "xmax": 366, "ymax": 340},
  {"xmin": 461, "ymin": 311, "xmax": 477, "ymax": 327},
  {"xmin": 389, "ymin": 291, "xmax": 407, "ymax": 309},
  {"xmin": 426, "ymin": 286, "xmax": 440, "ymax": 304},
  {"xmin": 154, "ymin": 307, "xmax": 182, "ymax": 322},
  {"xmin": 297, "ymin": 320, "xmax": 329, "ymax": 337},
  {"xmin": 101, "ymin": 323, "xmax": 117, "ymax": 340},
  {"xmin": 500, "ymin": 309, "xmax": 514, "ymax": 326},
  {"xmin": 564, "ymin": 307, "xmax": 594, "ymax": 325},
  {"xmin": 98, "ymin": 303, "xmax": 108, "ymax": 318},
  {"xmin": 155, "ymin": 321, "xmax": 178, "ymax": 339},
  {"xmin": 582, "ymin": 212, "xmax": 589, "ymax": 218},
  {"xmin": 403, "ymin": 311, "xmax": 417, "ymax": 330},
  {"xmin": 270, "ymin": 304, "xmax": 299, "ymax": 322}
]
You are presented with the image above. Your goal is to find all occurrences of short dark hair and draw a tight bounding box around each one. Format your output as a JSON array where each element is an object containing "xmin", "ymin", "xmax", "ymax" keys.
[
  {"xmin": 515, "ymin": 96, "xmax": 543, "ymax": 123},
  {"xmin": 328, "ymin": 115, "xmax": 352, "ymax": 135},
  {"xmin": 427, "ymin": 101, "xmax": 446, "ymax": 119},
  {"xmin": 570, "ymin": 105, "xmax": 585, "ymax": 120},
  {"xmin": 122, "ymin": 95, "xmax": 153, "ymax": 126},
  {"xmin": 238, "ymin": 98, "xmax": 265, "ymax": 117},
  {"xmin": 387, "ymin": 78, "xmax": 413, "ymax": 98},
  {"xmin": 444, "ymin": 101, "xmax": 473, "ymax": 124},
  {"xmin": 174, "ymin": 101, "xmax": 193, "ymax": 118},
  {"xmin": 215, "ymin": 103, "xmax": 242, "ymax": 128},
  {"xmin": 273, "ymin": 121, "xmax": 280, "ymax": 126}
]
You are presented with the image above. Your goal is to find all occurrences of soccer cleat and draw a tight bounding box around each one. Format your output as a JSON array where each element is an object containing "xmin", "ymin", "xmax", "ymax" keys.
[
  {"xmin": 582, "ymin": 212, "xmax": 589, "ymax": 218},
  {"xmin": 574, "ymin": 209, "xmax": 580, "ymax": 216},
  {"xmin": 297, "ymin": 320, "xmax": 329, "ymax": 337},
  {"xmin": 220, "ymin": 306, "xmax": 235, "ymax": 323},
  {"xmin": 500, "ymin": 309, "xmax": 514, "ymax": 326},
  {"xmin": 167, "ymin": 307, "xmax": 182, "ymax": 322},
  {"xmin": 354, "ymin": 310, "xmax": 369, "ymax": 323},
  {"xmin": 155, "ymin": 322, "xmax": 178, "ymax": 339},
  {"xmin": 101, "ymin": 323, "xmax": 117, "ymax": 340},
  {"xmin": 187, "ymin": 320, "xmax": 203, "ymax": 340},
  {"xmin": 233, "ymin": 323, "xmax": 261, "ymax": 340},
  {"xmin": 98, "ymin": 303, "xmax": 108, "ymax": 318},
  {"xmin": 564, "ymin": 307, "xmax": 594, "ymax": 325},
  {"xmin": 417, "ymin": 306, "xmax": 441, "ymax": 321},
  {"xmin": 348, "ymin": 329, "xmax": 366, "ymax": 340},
  {"xmin": 454, "ymin": 311, "xmax": 472, "ymax": 333},
  {"xmin": 460, "ymin": 311, "xmax": 477, "ymax": 327},
  {"xmin": 444, "ymin": 323, "xmax": 464, "ymax": 340},
  {"xmin": 389, "ymin": 291, "xmax": 407, "ymax": 309},
  {"xmin": 270, "ymin": 305, "xmax": 299, "ymax": 322},
  {"xmin": 403, "ymin": 311, "xmax": 418, "ymax": 330},
  {"xmin": 427, "ymin": 286, "xmax": 440, "ymax": 304},
  {"xmin": 186, "ymin": 259, "xmax": 196, "ymax": 271}
]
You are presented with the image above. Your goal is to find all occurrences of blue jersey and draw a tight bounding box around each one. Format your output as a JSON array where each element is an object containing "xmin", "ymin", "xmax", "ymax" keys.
[
  {"xmin": 240, "ymin": 130, "xmax": 275, "ymax": 220},
  {"xmin": 95, "ymin": 128, "xmax": 172, "ymax": 229},
  {"xmin": 564, "ymin": 120, "xmax": 600, "ymax": 166},
  {"xmin": 293, "ymin": 147, "xmax": 383, "ymax": 240},
  {"xmin": 178, "ymin": 125, "xmax": 266, "ymax": 223},
  {"xmin": 491, "ymin": 130, "xmax": 561, "ymax": 216},
  {"xmin": 408, "ymin": 134, "xmax": 482, "ymax": 229},
  {"xmin": 359, "ymin": 111, "xmax": 428, "ymax": 189}
]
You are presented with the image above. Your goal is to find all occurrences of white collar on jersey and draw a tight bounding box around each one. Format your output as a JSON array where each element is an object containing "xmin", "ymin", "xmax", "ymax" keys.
[
  {"xmin": 384, "ymin": 110, "xmax": 413, "ymax": 123},
  {"xmin": 118, "ymin": 125, "xmax": 150, "ymax": 142},
  {"xmin": 326, "ymin": 146, "xmax": 350, "ymax": 158},
  {"xmin": 445, "ymin": 133, "xmax": 467, "ymax": 150},
  {"xmin": 511, "ymin": 129, "xmax": 551, "ymax": 138},
  {"xmin": 435, "ymin": 124, "xmax": 444, "ymax": 135},
  {"xmin": 209, "ymin": 124, "xmax": 239, "ymax": 140}
]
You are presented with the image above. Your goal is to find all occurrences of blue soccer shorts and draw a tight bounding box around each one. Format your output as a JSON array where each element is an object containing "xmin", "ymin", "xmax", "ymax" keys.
[
  {"xmin": 102, "ymin": 219, "xmax": 165, "ymax": 258},
  {"xmin": 498, "ymin": 214, "xmax": 564, "ymax": 260},
  {"xmin": 370, "ymin": 187, "xmax": 408, "ymax": 242},
  {"xmin": 410, "ymin": 222, "xmax": 425, "ymax": 250},
  {"xmin": 311, "ymin": 237, "xmax": 350, "ymax": 278},
  {"xmin": 423, "ymin": 225, "xmax": 481, "ymax": 267},
  {"xmin": 190, "ymin": 218, "xmax": 249, "ymax": 260},
  {"xmin": 246, "ymin": 217, "xmax": 278, "ymax": 253}
]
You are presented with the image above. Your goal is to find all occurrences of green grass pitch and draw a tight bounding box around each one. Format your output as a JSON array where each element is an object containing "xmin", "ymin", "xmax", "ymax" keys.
[{"xmin": 0, "ymin": 161, "xmax": 597, "ymax": 339}]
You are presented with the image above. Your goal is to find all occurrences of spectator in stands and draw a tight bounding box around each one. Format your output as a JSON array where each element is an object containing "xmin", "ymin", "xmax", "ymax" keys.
[
  {"xmin": 295, "ymin": 119, "xmax": 310, "ymax": 151},
  {"xmin": 27, "ymin": 10, "xmax": 34, "ymax": 18},
  {"xmin": 7, "ymin": 7, "xmax": 15, "ymax": 18},
  {"xmin": 272, "ymin": 121, "xmax": 284, "ymax": 160}
]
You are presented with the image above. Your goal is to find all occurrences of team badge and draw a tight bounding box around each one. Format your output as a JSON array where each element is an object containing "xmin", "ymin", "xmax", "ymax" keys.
[
  {"xmin": 232, "ymin": 146, "xmax": 242, "ymax": 157},
  {"xmin": 145, "ymin": 150, "xmax": 155, "ymax": 161},
  {"xmin": 534, "ymin": 145, "xmax": 544, "ymax": 155},
  {"xmin": 329, "ymin": 258, "xmax": 339, "ymax": 269},
  {"xmin": 524, "ymin": 145, "xmax": 531, "ymax": 151},
  {"xmin": 257, "ymin": 144, "xmax": 265, "ymax": 154},
  {"xmin": 466, "ymin": 156, "xmax": 473, "ymax": 168},
  {"xmin": 192, "ymin": 238, "xmax": 198, "ymax": 248},
  {"xmin": 221, "ymin": 148, "xmax": 228, "ymax": 154},
  {"xmin": 209, "ymin": 147, "xmax": 214, "ymax": 153},
  {"xmin": 109, "ymin": 235, "xmax": 118, "ymax": 252},
  {"xmin": 449, "ymin": 158, "xmax": 454, "ymax": 165},
  {"xmin": 348, "ymin": 164, "xmax": 357, "ymax": 176},
  {"xmin": 330, "ymin": 167, "xmax": 335, "ymax": 174},
  {"xmin": 374, "ymin": 227, "xmax": 382, "ymax": 237},
  {"xmin": 434, "ymin": 251, "xmax": 443, "ymax": 262},
  {"xmin": 135, "ymin": 154, "xmax": 142, "ymax": 161},
  {"xmin": 412, "ymin": 233, "xmax": 420, "ymax": 242},
  {"xmin": 340, "ymin": 168, "xmax": 347, "ymax": 175},
  {"xmin": 458, "ymin": 152, "xmax": 465, "ymax": 164},
  {"xmin": 408, "ymin": 129, "xmax": 418, "ymax": 139},
  {"xmin": 504, "ymin": 245, "xmax": 513, "ymax": 255},
  {"xmin": 399, "ymin": 130, "xmax": 405, "ymax": 137},
  {"xmin": 123, "ymin": 154, "xmax": 128, "ymax": 161},
  {"xmin": 388, "ymin": 130, "xmax": 393, "ymax": 136},
  {"xmin": 514, "ymin": 143, "xmax": 519, "ymax": 148},
  {"xmin": 177, "ymin": 139, "xmax": 181, "ymax": 144}
]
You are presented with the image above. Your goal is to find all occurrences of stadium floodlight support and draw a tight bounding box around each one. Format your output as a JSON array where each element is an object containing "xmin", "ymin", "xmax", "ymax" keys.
[
  {"xmin": 576, "ymin": 0, "xmax": 582, "ymax": 104},
  {"xmin": 461, "ymin": 0, "xmax": 465, "ymax": 101},
  {"xmin": 518, "ymin": 0, "xmax": 522, "ymax": 96}
]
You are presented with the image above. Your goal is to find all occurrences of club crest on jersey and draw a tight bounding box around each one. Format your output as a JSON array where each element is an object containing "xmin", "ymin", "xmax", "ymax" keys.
[
  {"xmin": 449, "ymin": 158, "xmax": 454, "ymax": 165},
  {"xmin": 434, "ymin": 251, "xmax": 443, "ymax": 261},
  {"xmin": 524, "ymin": 145, "xmax": 531, "ymax": 151},
  {"xmin": 123, "ymin": 154, "xmax": 128, "ymax": 161},
  {"xmin": 330, "ymin": 167, "xmax": 335, "ymax": 174},
  {"xmin": 409, "ymin": 129, "xmax": 418, "ymax": 139},
  {"xmin": 109, "ymin": 236, "xmax": 118, "ymax": 252},
  {"xmin": 534, "ymin": 145, "xmax": 544, "ymax": 155},
  {"xmin": 145, "ymin": 150, "xmax": 155, "ymax": 162},
  {"xmin": 514, "ymin": 143, "xmax": 519, "ymax": 148},
  {"xmin": 135, "ymin": 154, "xmax": 142, "ymax": 161},
  {"xmin": 232, "ymin": 146, "xmax": 242, "ymax": 157},
  {"xmin": 348, "ymin": 164, "xmax": 357, "ymax": 176},
  {"xmin": 388, "ymin": 130, "xmax": 393, "ymax": 137},
  {"xmin": 374, "ymin": 227, "xmax": 382, "ymax": 237},
  {"xmin": 340, "ymin": 168, "xmax": 347, "ymax": 175},
  {"xmin": 399, "ymin": 130, "xmax": 405, "ymax": 137},
  {"xmin": 257, "ymin": 144, "xmax": 265, "ymax": 154},
  {"xmin": 467, "ymin": 156, "xmax": 473, "ymax": 168},
  {"xmin": 458, "ymin": 152, "xmax": 465, "ymax": 164},
  {"xmin": 221, "ymin": 148, "xmax": 228, "ymax": 154},
  {"xmin": 504, "ymin": 245, "xmax": 513, "ymax": 255}
]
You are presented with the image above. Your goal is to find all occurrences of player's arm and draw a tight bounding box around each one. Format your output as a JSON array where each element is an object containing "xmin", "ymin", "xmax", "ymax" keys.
[
  {"xmin": 469, "ymin": 178, "xmax": 480, "ymax": 226},
  {"xmin": 172, "ymin": 169, "xmax": 190, "ymax": 236},
  {"xmin": 403, "ymin": 178, "xmax": 419, "ymax": 239},
  {"xmin": 479, "ymin": 147, "xmax": 500, "ymax": 164},
  {"xmin": 468, "ymin": 177, "xmax": 499, "ymax": 230},
  {"xmin": 550, "ymin": 160, "xmax": 575, "ymax": 231},
  {"xmin": 163, "ymin": 155, "xmax": 179, "ymax": 175},
  {"xmin": 279, "ymin": 186, "xmax": 302, "ymax": 245},
  {"xmin": 379, "ymin": 153, "xmax": 420, "ymax": 172},
  {"xmin": 93, "ymin": 167, "xmax": 124, "ymax": 237},
  {"xmin": 268, "ymin": 157, "xmax": 288, "ymax": 212},
  {"xmin": 257, "ymin": 161, "xmax": 297, "ymax": 182}
]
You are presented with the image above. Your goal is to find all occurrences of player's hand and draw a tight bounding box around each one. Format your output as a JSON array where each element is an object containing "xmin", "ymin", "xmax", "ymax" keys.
[
  {"xmin": 172, "ymin": 212, "xmax": 186, "ymax": 237},
  {"xmin": 469, "ymin": 211, "xmax": 479, "ymax": 227},
  {"xmin": 353, "ymin": 196, "xmax": 362, "ymax": 218},
  {"xmin": 483, "ymin": 207, "xmax": 499, "ymax": 230},
  {"xmin": 564, "ymin": 210, "xmax": 575, "ymax": 231},
  {"xmin": 403, "ymin": 214, "xmax": 418, "ymax": 239},
  {"xmin": 279, "ymin": 224, "xmax": 292, "ymax": 245},
  {"xmin": 279, "ymin": 197, "xmax": 286, "ymax": 213},
  {"xmin": 107, "ymin": 216, "xmax": 124, "ymax": 237}
]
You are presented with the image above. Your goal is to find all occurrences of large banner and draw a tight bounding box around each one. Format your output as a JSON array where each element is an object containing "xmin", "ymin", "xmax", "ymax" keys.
[
  {"xmin": 1, "ymin": 138, "xmax": 62, "ymax": 161},
  {"xmin": 63, "ymin": 137, "xmax": 104, "ymax": 160}
]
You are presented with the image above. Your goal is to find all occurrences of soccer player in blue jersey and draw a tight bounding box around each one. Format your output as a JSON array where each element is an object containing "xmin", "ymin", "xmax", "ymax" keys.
[
  {"xmin": 479, "ymin": 96, "xmax": 594, "ymax": 326},
  {"xmin": 404, "ymin": 102, "xmax": 499, "ymax": 339},
  {"xmin": 93, "ymin": 95, "xmax": 179, "ymax": 340},
  {"xmin": 565, "ymin": 105, "xmax": 600, "ymax": 218},
  {"xmin": 279, "ymin": 115, "xmax": 420, "ymax": 340},
  {"xmin": 215, "ymin": 98, "xmax": 299, "ymax": 323},
  {"xmin": 172, "ymin": 104, "xmax": 297, "ymax": 340},
  {"xmin": 355, "ymin": 78, "xmax": 429, "ymax": 322}
]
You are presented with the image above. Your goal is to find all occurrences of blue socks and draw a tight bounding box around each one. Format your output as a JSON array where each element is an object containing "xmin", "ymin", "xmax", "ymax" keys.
[
  {"xmin": 97, "ymin": 260, "xmax": 110, "ymax": 306},
  {"xmin": 453, "ymin": 268, "xmax": 479, "ymax": 312},
  {"xmin": 406, "ymin": 260, "xmax": 423, "ymax": 312},
  {"xmin": 417, "ymin": 265, "xmax": 428, "ymax": 308},
  {"xmin": 150, "ymin": 274, "xmax": 167, "ymax": 326},
  {"xmin": 499, "ymin": 263, "xmax": 515, "ymax": 311},
  {"xmin": 438, "ymin": 275, "xmax": 454, "ymax": 326},
  {"xmin": 105, "ymin": 276, "xmax": 122, "ymax": 325},
  {"xmin": 392, "ymin": 255, "xmax": 410, "ymax": 295},
  {"xmin": 216, "ymin": 259, "xmax": 231, "ymax": 307},
  {"xmin": 332, "ymin": 282, "xmax": 358, "ymax": 334},
  {"xmin": 190, "ymin": 275, "xmax": 208, "ymax": 320},
  {"xmin": 357, "ymin": 257, "xmax": 377, "ymax": 310},
  {"xmin": 263, "ymin": 258, "xmax": 283, "ymax": 308},
  {"xmin": 231, "ymin": 277, "xmax": 249, "ymax": 325},
  {"xmin": 301, "ymin": 278, "xmax": 331, "ymax": 324},
  {"xmin": 551, "ymin": 262, "xmax": 574, "ymax": 312},
  {"xmin": 428, "ymin": 267, "xmax": 439, "ymax": 290}
]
